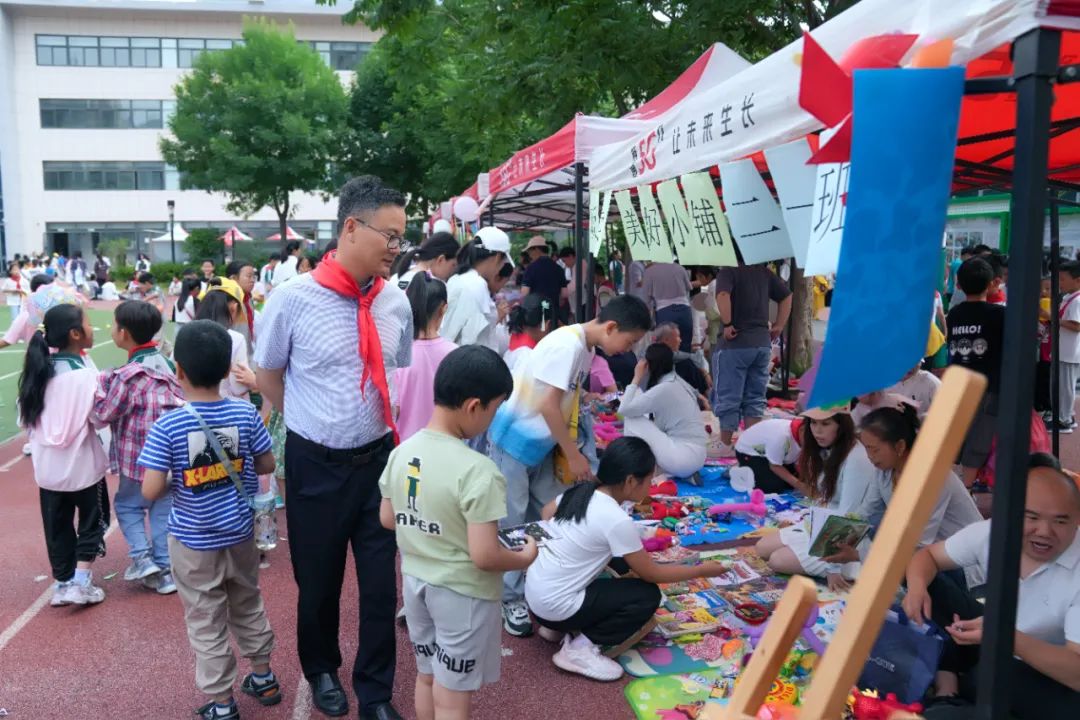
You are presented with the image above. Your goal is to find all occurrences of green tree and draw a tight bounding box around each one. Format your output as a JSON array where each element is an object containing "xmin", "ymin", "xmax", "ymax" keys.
[
  {"xmin": 98, "ymin": 238, "xmax": 130, "ymax": 268},
  {"xmin": 160, "ymin": 18, "xmax": 349, "ymax": 244},
  {"xmin": 184, "ymin": 228, "xmax": 224, "ymax": 266}
]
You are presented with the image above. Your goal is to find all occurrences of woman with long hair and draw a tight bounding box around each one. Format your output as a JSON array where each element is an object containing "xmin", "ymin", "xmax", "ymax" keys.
[
  {"xmin": 271, "ymin": 239, "xmax": 303, "ymax": 285},
  {"xmin": 389, "ymin": 232, "xmax": 459, "ymax": 289},
  {"xmin": 440, "ymin": 227, "xmax": 512, "ymax": 349}
]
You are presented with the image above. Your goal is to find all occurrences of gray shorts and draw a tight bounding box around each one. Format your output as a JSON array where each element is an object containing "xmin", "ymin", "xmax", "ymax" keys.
[
  {"xmin": 960, "ymin": 392, "xmax": 998, "ymax": 469},
  {"xmin": 402, "ymin": 575, "xmax": 501, "ymax": 692}
]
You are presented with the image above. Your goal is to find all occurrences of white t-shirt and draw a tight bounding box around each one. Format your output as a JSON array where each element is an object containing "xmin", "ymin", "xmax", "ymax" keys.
[
  {"xmin": 273, "ymin": 255, "xmax": 299, "ymax": 285},
  {"xmin": 1, "ymin": 277, "xmax": 23, "ymax": 307},
  {"xmin": 174, "ymin": 296, "xmax": 197, "ymax": 325},
  {"xmin": 221, "ymin": 328, "xmax": 250, "ymax": 401},
  {"xmin": 945, "ymin": 519, "xmax": 1080, "ymax": 645},
  {"xmin": 441, "ymin": 270, "xmax": 499, "ymax": 349},
  {"xmin": 887, "ymin": 371, "xmax": 941, "ymax": 419},
  {"xmin": 856, "ymin": 468, "xmax": 982, "ymax": 548},
  {"xmin": 503, "ymin": 344, "xmax": 534, "ymax": 374},
  {"xmin": 820, "ymin": 441, "xmax": 877, "ymax": 513},
  {"xmin": 1060, "ymin": 291, "xmax": 1080, "ymax": 364},
  {"xmin": 524, "ymin": 491, "xmax": 643, "ymax": 621},
  {"xmin": 488, "ymin": 324, "xmax": 594, "ymax": 466},
  {"xmin": 735, "ymin": 419, "xmax": 800, "ymax": 466}
]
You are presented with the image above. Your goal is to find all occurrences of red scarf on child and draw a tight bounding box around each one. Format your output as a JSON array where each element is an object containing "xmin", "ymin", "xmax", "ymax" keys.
[
  {"xmin": 311, "ymin": 252, "xmax": 398, "ymax": 444},
  {"xmin": 243, "ymin": 292, "xmax": 255, "ymax": 341},
  {"xmin": 508, "ymin": 333, "xmax": 538, "ymax": 352}
]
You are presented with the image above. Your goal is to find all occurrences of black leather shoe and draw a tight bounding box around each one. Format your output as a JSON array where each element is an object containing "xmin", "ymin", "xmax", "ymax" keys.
[
  {"xmin": 360, "ymin": 702, "xmax": 403, "ymax": 720},
  {"xmin": 308, "ymin": 672, "xmax": 349, "ymax": 717}
]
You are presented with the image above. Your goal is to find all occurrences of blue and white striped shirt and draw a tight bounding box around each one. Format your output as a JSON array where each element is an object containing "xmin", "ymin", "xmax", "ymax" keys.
[
  {"xmin": 137, "ymin": 399, "xmax": 272, "ymax": 551},
  {"xmin": 254, "ymin": 273, "xmax": 413, "ymax": 449}
]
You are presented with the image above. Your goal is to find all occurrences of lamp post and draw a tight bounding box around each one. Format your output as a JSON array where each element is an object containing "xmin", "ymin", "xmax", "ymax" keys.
[{"xmin": 167, "ymin": 199, "xmax": 176, "ymax": 263}]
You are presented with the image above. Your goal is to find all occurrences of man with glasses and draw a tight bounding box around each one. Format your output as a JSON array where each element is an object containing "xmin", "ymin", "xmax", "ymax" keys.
[{"xmin": 256, "ymin": 176, "xmax": 413, "ymax": 720}]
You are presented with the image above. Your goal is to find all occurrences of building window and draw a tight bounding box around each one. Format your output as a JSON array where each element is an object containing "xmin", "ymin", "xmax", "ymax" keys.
[
  {"xmin": 304, "ymin": 40, "xmax": 371, "ymax": 70},
  {"xmin": 43, "ymin": 162, "xmax": 176, "ymax": 191},
  {"xmin": 35, "ymin": 35, "xmax": 163, "ymax": 68},
  {"xmin": 40, "ymin": 99, "xmax": 168, "ymax": 129}
]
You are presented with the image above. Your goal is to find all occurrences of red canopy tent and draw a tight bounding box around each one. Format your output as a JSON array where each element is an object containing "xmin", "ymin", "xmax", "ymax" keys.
[{"xmin": 266, "ymin": 226, "xmax": 306, "ymax": 242}]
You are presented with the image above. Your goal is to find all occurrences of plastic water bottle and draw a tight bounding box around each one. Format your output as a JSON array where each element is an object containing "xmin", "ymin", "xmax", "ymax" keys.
[{"xmin": 252, "ymin": 491, "xmax": 278, "ymax": 551}]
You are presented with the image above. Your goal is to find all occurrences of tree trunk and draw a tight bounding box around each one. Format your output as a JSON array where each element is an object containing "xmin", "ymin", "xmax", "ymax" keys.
[{"xmin": 787, "ymin": 265, "xmax": 816, "ymax": 376}]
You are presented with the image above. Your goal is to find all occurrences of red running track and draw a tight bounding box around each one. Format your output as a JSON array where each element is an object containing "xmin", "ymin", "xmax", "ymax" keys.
[{"xmin": 0, "ymin": 435, "xmax": 636, "ymax": 720}]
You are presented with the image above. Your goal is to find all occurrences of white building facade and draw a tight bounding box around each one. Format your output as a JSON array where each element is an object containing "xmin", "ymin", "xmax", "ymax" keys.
[{"xmin": 0, "ymin": 0, "xmax": 377, "ymax": 262}]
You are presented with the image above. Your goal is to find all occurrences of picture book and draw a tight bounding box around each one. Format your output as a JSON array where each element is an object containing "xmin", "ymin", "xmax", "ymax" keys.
[
  {"xmin": 807, "ymin": 509, "xmax": 871, "ymax": 558},
  {"xmin": 650, "ymin": 545, "xmax": 701, "ymax": 564},
  {"xmin": 497, "ymin": 521, "xmax": 558, "ymax": 549},
  {"xmin": 710, "ymin": 560, "xmax": 762, "ymax": 587},
  {"xmin": 655, "ymin": 607, "xmax": 722, "ymax": 638}
]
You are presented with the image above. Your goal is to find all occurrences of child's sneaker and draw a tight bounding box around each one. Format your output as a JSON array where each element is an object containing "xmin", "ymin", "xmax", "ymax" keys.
[
  {"xmin": 50, "ymin": 581, "xmax": 72, "ymax": 607},
  {"xmin": 706, "ymin": 439, "xmax": 735, "ymax": 459},
  {"xmin": 552, "ymin": 634, "xmax": 623, "ymax": 681},
  {"xmin": 155, "ymin": 570, "xmax": 177, "ymax": 595},
  {"xmin": 502, "ymin": 599, "xmax": 533, "ymax": 637},
  {"xmin": 240, "ymin": 672, "xmax": 283, "ymax": 706},
  {"xmin": 195, "ymin": 700, "xmax": 240, "ymax": 720},
  {"xmin": 21, "ymin": 443, "xmax": 31, "ymax": 456},
  {"xmin": 63, "ymin": 578, "xmax": 105, "ymax": 606},
  {"xmin": 123, "ymin": 556, "xmax": 162, "ymax": 581}
]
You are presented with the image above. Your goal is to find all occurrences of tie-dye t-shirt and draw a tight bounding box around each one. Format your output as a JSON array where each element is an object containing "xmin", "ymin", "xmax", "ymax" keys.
[{"xmin": 487, "ymin": 324, "xmax": 594, "ymax": 466}]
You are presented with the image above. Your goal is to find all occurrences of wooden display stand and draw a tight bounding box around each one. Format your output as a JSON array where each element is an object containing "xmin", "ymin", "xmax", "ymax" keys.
[{"xmin": 707, "ymin": 367, "xmax": 986, "ymax": 720}]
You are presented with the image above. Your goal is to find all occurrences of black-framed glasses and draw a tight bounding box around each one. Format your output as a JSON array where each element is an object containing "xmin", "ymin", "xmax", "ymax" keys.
[{"xmin": 351, "ymin": 216, "xmax": 410, "ymax": 251}]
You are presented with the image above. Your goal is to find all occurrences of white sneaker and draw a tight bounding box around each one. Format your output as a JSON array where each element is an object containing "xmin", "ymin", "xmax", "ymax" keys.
[
  {"xmin": 706, "ymin": 439, "xmax": 736, "ymax": 459},
  {"xmin": 155, "ymin": 570, "xmax": 177, "ymax": 595},
  {"xmin": 63, "ymin": 578, "xmax": 105, "ymax": 605},
  {"xmin": 22, "ymin": 443, "xmax": 31, "ymax": 456},
  {"xmin": 50, "ymin": 582, "xmax": 72, "ymax": 607},
  {"xmin": 537, "ymin": 626, "xmax": 565, "ymax": 643},
  {"xmin": 123, "ymin": 556, "xmax": 163, "ymax": 581},
  {"xmin": 552, "ymin": 634, "xmax": 624, "ymax": 681}
]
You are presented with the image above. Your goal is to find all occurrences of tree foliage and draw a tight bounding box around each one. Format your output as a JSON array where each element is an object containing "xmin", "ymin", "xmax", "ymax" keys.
[
  {"xmin": 184, "ymin": 229, "xmax": 225, "ymax": 265},
  {"xmin": 160, "ymin": 18, "xmax": 349, "ymax": 242}
]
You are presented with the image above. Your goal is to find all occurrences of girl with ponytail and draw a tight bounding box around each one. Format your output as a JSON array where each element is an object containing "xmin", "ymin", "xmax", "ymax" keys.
[
  {"xmin": 389, "ymin": 231, "xmax": 459, "ymax": 289},
  {"xmin": 20, "ymin": 304, "xmax": 110, "ymax": 607},
  {"xmin": 523, "ymin": 437, "xmax": 728, "ymax": 682},
  {"xmin": 503, "ymin": 294, "xmax": 553, "ymax": 373},
  {"xmin": 392, "ymin": 273, "xmax": 458, "ymax": 441}
]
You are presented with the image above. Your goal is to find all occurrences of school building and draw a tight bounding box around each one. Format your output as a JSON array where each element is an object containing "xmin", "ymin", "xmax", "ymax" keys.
[
  {"xmin": 0, "ymin": 0, "xmax": 378, "ymax": 262},
  {"xmin": 945, "ymin": 191, "xmax": 1080, "ymax": 260}
]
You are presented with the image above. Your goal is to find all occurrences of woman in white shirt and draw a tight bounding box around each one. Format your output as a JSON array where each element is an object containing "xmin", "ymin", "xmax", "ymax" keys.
[
  {"xmin": 270, "ymin": 240, "xmax": 302, "ymax": 286},
  {"xmin": 524, "ymin": 437, "xmax": 727, "ymax": 682},
  {"xmin": 440, "ymin": 227, "xmax": 512, "ymax": 350},
  {"xmin": 755, "ymin": 406, "xmax": 876, "ymax": 590},
  {"xmin": 621, "ymin": 343, "xmax": 707, "ymax": 478},
  {"xmin": 193, "ymin": 280, "xmax": 256, "ymax": 401}
]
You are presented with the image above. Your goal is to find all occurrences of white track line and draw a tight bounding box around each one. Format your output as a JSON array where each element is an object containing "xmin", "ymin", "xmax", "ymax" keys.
[
  {"xmin": 0, "ymin": 522, "xmax": 118, "ymax": 654},
  {"xmin": 0, "ymin": 339, "xmax": 113, "ymax": 381},
  {"xmin": 0, "ymin": 453, "xmax": 25, "ymax": 472},
  {"xmin": 290, "ymin": 676, "xmax": 312, "ymax": 720}
]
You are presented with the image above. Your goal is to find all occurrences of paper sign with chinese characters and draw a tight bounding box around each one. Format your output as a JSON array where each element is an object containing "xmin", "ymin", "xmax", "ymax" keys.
[
  {"xmin": 677, "ymin": 172, "xmax": 738, "ymax": 267},
  {"xmin": 615, "ymin": 189, "xmax": 672, "ymax": 263},
  {"xmin": 636, "ymin": 184, "xmax": 673, "ymax": 261},
  {"xmin": 718, "ymin": 159, "xmax": 794, "ymax": 264},
  {"xmin": 804, "ymin": 125, "xmax": 850, "ymax": 276},
  {"xmin": 589, "ymin": 190, "xmax": 612, "ymax": 255},
  {"xmin": 764, "ymin": 138, "xmax": 818, "ymax": 269}
]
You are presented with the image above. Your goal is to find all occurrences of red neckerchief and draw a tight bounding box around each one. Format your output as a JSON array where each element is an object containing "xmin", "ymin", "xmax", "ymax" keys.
[
  {"xmin": 987, "ymin": 289, "xmax": 1005, "ymax": 304},
  {"xmin": 311, "ymin": 251, "xmax": 397, "ymax": 444},
  {"xmin": 508, "ymin": 333, "xmax": 538, "ymax": 352},
  {"xmin": 790, "ymin": 418, "xmax": 804, "ymax": 443},
  {"xmin": 243, "ymin": 291, "xmax": 255, "ymax": 340},
  {"xmin": 128, "ymin": 340, "xmax": 158, "ymax": 360}
]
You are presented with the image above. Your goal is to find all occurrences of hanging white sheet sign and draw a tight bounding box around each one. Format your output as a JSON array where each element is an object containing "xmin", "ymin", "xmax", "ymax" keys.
[
  {"xmin": 718, "ymin": 159, "xmax": 794, "ymax": 264},
  {"xmin": 764, "ymin": 138, "xmax": 817, "ymax": 269},
  {"xmin": 803, "ymin": 159, "xmax": 850, "ymax": 275},
  {"xmin": 588, "ymin": 189, "xmax": 612, "ymax": 255},
  {"xmin": 635, "ymin": 184, "xmax": 674, "ymax": 262},
  {"xmin": 678, "ymin": 172, "xmax": 738, "ymax": 267},
  {"xmin": 615, "ymin": 189, "xmax": 671, "ymax": 263},
  {"xmin": 655, "ymin": 179, "xmax": 702, "ymax": 264}
]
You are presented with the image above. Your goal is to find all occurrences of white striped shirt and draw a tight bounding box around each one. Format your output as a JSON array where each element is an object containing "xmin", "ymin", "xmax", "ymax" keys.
[{"xmin": 254, "ymin": 273, "xmax": 413, "ymax": 449}]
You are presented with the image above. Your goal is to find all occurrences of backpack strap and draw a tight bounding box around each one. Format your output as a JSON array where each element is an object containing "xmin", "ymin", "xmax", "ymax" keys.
[{"xmin": 182, "ymin": 404, "xmax": 252, "ymax": 508}]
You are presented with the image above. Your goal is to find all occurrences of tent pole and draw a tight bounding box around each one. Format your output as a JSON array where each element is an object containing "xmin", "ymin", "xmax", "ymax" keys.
[
  {"xmin": 487, "ymin": 199, "xmax": 496, "ymax": 226},
  {"xmin": 1050, "ymin": 198, "xmax": 1061, "ymax": 457},
  {"xmin": 574, "ymin": 162, "xmax": 586, "ymax": 323},
  {"xmin": 975, "ymin": 26, "xmax": 1059, "ymax": 720}
]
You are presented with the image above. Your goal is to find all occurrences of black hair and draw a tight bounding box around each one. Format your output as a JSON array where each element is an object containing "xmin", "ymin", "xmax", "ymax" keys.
[
  {"xmin": 279, "ymin": 241, "xmax": 301, "ymax": 262},
  {"xmin": 180, "ymin": 277, "xmax": 202, "ymax": 306},
  {"xmin": 497, "ymin": 261, "xmax": 513, "ymax": 279},
  {"xmin": 406, "ymin": 272, "xmax": 448, "ymax": 339},
  {"xmin": 972, "ymin": 244, "xmax": 993, "ymax": 255},
  {"xmin": 336, "ymin": 174, "xmax": 407, "ymax": 230},
  {"xmin": 985, "ymin": 253, "xmax": 1006, "ymax": 279},
  {"xmin": 957, "ymin": 257, "xmax": 994, "ymax": 296},
  {"xmin": 73, "ymin": 251, "xmax": 83, "ymax": 259},
  {"xmin": 225, "ymin": 260, "xmax": 254, "ymax": 278},
  {"xmin": 1029, "ymin": 452, "xmax": 1062, "ymax": 471},
  {"xmin": 194, "ymin": 289, "xmax": 238, "ymax": 329},
  {"xmin": 18, "ymin": 304, "xmax": 86, "ymax": 427},
  {"xmin": 960, "ymin": 247, "xmax": 974, "ymax": 258},
  {"xmin": 181, "ymin": 267, "xmax": 197, "ymax": 277},
  {"xmin": 115, "ymin": 300, "xmax": 163, "ymax": 344},
  {"xmin": 30, "ymin": 274, "xmax": 55, "ymax": 292},
  {"xmin": 860, "ymin": 404, "xmax": 920, "ymax": 453},
  {"xmin": 433, "ymin": 345, "xmax": 513, "ymax": 409},
  {"xmin": 508, "ymin": 294, "xmax": 552, "ymax": 334},
  {"xmin": 558, "ymin": 246, "xmax": 576, "ymax": 259},
  {"xmin": 174, "ymin": 320, "xmax": 232, "ymax": 388},
  {"xmin": 597, "ymin": 294, "xmax": 653, "ymax": 332},
  {"xmin": 302, "ymin": 254, "xmax": 320, "ymax": 271},
  {"xmin": 644, "ymin": 343, "xmax": 675, "ymax": 390},
  {"xmin": 455, "ymin": 238, "xmax": 502, "ymax": 275},
  {"xmin": 201, "ymin": 258, "xmax": 215, "ymax": 267},
  {"xmin": 390, "ymin": 232, "xmax": 459, "ymax": 278},
  {"xmin": 553, "ymin": 437, "xmax": 655, "ymax": 524},
  {"xmin": 137, "ymin": 271, "xmax": 154, "ymax": 284},
  {"xmin": 1062, "ymin": 261, "xmax": 1080, "ymax": 280},
  {"xmin": 323, "ymin": 239, "xmax": 338, "ymax": 255}
]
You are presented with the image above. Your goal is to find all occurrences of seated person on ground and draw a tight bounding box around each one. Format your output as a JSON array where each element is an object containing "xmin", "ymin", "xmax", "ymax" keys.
[
  {"xmin": 653, "ymin": 322, "xmax": 709, "ymax": 397},
  {"xmin": 733, "ymin": 417, "xmax": 806, "ymax": 495}
]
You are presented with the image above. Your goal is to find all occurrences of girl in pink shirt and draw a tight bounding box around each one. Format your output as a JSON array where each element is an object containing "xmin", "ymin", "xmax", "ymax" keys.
[{"xmin": 393, "ymin": 274, "xmax": 458, "ymax": 441}]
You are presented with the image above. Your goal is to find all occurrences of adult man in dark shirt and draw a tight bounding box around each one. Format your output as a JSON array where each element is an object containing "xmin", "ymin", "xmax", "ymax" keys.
[
  {"xmin": 947, "ymin": 256, "xmax": 1005, "ymax": 487},
  {"xmin": 520, "ymin": 236, "xmax": 567, "ymax": 319}
]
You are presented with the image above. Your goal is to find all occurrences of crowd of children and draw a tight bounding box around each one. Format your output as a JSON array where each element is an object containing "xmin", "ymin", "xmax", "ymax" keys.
[{"xmin": 11, "ymin": 184, "xmax": 1080, "ymax": 720}]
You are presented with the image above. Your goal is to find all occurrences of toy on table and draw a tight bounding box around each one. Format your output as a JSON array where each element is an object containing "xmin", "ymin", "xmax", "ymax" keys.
[
  {"xmin": 652, "ymin": 478, "xmax": 679, "ymax": 496},
  {"xmin": 743, "ymin": 603, "xmax": 826, "ymax": 656},
  {"xmin": 644, "ymin": 534, "xmax": 676, "ymax": 552},
  {"xmin": 849, "ymin": 689, "xmax": 923, "ymax": 719},
  {"xmin": 650, "ymin": 499, "xmax": 689, "ymax": 521},
  {"xmin": 594, "ymin": 421, "xmax": 622, "ymax": 444},
  {"xmin": 707, "ymin": 489, "xmax": 768, "ymax": 519},
  {"xmin": 734, "ymin": 602, "xmax": 770, "ymax": 625}
]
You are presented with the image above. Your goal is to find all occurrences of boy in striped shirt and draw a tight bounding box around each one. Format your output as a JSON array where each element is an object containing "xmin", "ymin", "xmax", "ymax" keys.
[{"xmin": 139, "ymin": 320, "xmax": 280, "ymax": 720}]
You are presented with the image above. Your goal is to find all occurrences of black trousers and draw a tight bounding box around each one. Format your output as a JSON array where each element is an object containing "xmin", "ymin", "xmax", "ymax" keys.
[
  {"xmin": 926, "ymin": 573, "xmax": 1079, "ymax": 718},
  {"xmin": 39, "ymin": 478, "xmax": 110, "ymax": 582},
  {"xmin": 535, "ymin": 576, "xmax": 661, "ymax": 646},
  {"xmin": 1034, "ymin": 359, "xmax": 1051, "ymax": 413},
  {"xmin": 736, "ymin": 452, "xmax": 797, "ymax": 494},
  {"xmin": 285, "ymin": 431, "xmax": 396, "ymax": 711}
]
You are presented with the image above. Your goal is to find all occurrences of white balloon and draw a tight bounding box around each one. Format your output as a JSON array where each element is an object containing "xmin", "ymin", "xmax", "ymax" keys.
[
  {"xmin": 432, "ymin": 219, "xmax": 453, "ymax": 235},
  {"xmin": 453, "ymin": 196, "xmax": 480, "ymax": 223}
]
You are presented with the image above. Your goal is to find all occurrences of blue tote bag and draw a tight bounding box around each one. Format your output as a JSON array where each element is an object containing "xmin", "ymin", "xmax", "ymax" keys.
[{"xmin": 857, "ymin": 606, "xmax": 945, "ymax": 703}]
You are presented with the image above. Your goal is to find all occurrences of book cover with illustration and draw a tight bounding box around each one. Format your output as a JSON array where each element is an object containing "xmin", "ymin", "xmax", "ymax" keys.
[
  {"xmin": 807, "ymin": 509, "xmax": 871, "ymax": 558},
  {"xmin": 497, "ymin": 521, "xmax": 558, "ymax": 549}
]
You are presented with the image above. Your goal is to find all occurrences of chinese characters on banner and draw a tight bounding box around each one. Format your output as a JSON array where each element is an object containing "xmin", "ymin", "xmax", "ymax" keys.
[
  {"xmin": 804, "ymin": 127, "xmax": 850, "ymax": 276},
  {"xmin": 764, "ymin": 138, "xmax": 817, "ymax": 268},
  {"xmin": 679, "ymin": 172, "xmax": 738, "ymax": 268},
  {"xmin": 588, "ymin": 190, "xmax": 612, "ymax": 255},
  {"xmin": 635, "ymin": 184, "xmax": 672, "ymax": 258},
  {"xmin": 614, "ymin": 189, "xmax": 672, "ymax": 263},
  {"xmin": 718, "ymin": 159, "xmax": 793, "ymax": 264},
  {"xmin": 655, "ymin": 179, "xmax": 700, "ymax": 260}
]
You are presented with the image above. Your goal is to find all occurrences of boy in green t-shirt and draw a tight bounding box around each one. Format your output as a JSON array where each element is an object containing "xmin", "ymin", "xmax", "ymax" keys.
[{"xmin": 379, "ymin": 345, "xmax": 538, "ymax": 720}]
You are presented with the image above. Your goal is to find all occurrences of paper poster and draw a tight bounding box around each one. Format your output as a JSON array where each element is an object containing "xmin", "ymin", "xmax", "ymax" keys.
[
  {"xmin": 764, "ymin": 138, "xmax": 817, "ymax": 268},
  {"xmin": 678, "ymin": 172, "xmax": 738, "ymax": 267},
  {"xmin": 588, "ymin": 189, "xmax": 612, "ymax": 255},
  {"xmin": 809, "ymin": 67, "xmax": 965, "ymax": 409},
  {"xmin": 718, "ymin": 159, "xmax": 794, "ymax": 264},
  {"xmin": 636, "ymin": 184, "xmax": 673, "ymax": 260},
  {"xmin": 804, "ymin": 159, "xmax": 850, "ymax": 276},
  {"xmin": 615, "ymin": 189, "xmax": 673, "ymax": 263}
]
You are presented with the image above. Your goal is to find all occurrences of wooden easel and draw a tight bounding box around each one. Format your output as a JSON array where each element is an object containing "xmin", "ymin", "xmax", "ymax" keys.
[{"xmin": 706, "ymin": 367, "xmax": 986, "ymax": 720}]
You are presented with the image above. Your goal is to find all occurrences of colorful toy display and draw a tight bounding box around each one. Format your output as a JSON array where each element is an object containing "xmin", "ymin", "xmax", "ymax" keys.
[
  {"xmin": 849, "ymin": 689, "xmax": 924, "ymax": 719},
  {"xmin": 708, "ymin": 488, "xmax": 769, "ymax": 518}
]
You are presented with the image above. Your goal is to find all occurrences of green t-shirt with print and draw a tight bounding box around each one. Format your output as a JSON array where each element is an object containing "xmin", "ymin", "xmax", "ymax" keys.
[{"xmin": 378, "ymin": 428, "xmax": 507, "ymax": 600}]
